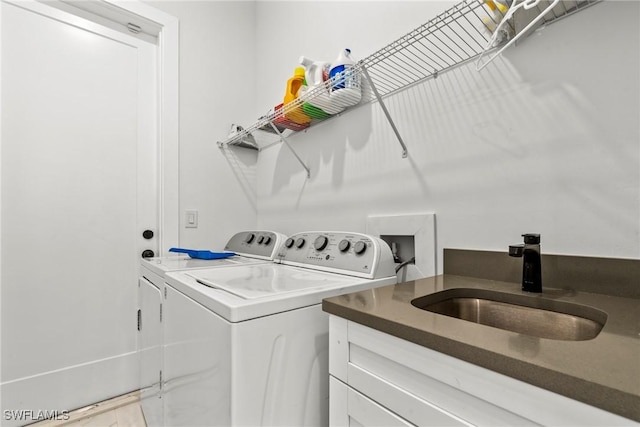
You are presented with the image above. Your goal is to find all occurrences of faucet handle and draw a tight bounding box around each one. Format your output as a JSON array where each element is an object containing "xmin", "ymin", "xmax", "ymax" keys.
[
  {"xmin": 509, "ymin": 244, "xmax": 524, "ymax": 257},
  {"xmin": 522, "ymin": 233, "xmax": 540, "ymax": 244}
]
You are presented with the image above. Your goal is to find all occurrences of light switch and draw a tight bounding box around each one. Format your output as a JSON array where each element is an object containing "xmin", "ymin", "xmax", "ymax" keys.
[{"xmin": 185, "ymin": 210, "xmax": 198, "ymax": 228}]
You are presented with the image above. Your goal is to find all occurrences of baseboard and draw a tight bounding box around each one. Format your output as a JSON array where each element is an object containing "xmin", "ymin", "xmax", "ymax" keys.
[{"xmin": 1, "ymin": 351, "xmax": 139, "ymax": 427}]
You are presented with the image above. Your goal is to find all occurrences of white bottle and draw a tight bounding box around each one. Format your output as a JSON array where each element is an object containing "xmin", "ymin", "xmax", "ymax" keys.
[
  {"xmin": 298, "ymin": 56, "xmax": 344, "ymax": 115},
  {"xmin": 329, "ymin": 48, "xmax": 361, "ymax": 107},
  {"xmin": 299, "ymin": 56, "xmax": 329, "ymax": 86}
]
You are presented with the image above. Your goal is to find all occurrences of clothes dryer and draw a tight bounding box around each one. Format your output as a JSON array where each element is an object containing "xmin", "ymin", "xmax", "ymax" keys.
[
  {"xmin": 162, "ymin": 231, "xmax": 397, "ymax": 427},
  {"xmin": 138, "ymin": 230, "xmax": 286, "ymax": 427}
]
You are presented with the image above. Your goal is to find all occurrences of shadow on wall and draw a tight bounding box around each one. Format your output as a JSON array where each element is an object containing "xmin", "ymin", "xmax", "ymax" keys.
[
  {"xmin": 269, "ymin": 101, "xmax": 374, "ymax": 194},
  {"xmin": 266, "ymin": 55, "xmax": 537, "ymax": 202},
  {"xmin": 264, "ymin": 42, "xmax": 637, "ymax": 247},
  {"xmin": 219, "ymin": 145, "xmax": 258, "ymax": 210}
]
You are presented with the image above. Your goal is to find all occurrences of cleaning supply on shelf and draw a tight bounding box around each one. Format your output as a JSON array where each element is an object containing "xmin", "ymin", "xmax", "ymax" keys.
[
  {"xmin": 283, "ymin": 67, "xmax": 312, "ymax": 124},
  {"xmin": 480, "ymin": 0, "xmax": 512, "ymax": 44},
  {"xmin": 299, "ymin": 79, "xmax": 331, "ymax": 120},
  {"xmin": 298, "ymin": 56, "xmax": 345, "ymax": 116},
  {"xmin": 300, "ymin": 56, "xmax": 330, "ymax": 87},
  {"xmin": 272, "ymin": 103, "xmax": 310, "ymax": 132},
  {"xmin": 329, "ymin": 48, "xmax": 362, "ymax": 108}
]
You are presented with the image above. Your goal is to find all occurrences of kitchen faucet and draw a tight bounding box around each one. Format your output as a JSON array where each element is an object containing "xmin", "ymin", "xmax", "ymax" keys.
[{"xmin": 509, "ymin": 233, "xmax": 542, "ymax": 293}]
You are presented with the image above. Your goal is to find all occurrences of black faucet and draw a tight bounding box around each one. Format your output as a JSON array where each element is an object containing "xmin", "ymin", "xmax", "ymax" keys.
[{"xmin": 509, "ymin": 233, "xmax": 542, "ymax": 293}]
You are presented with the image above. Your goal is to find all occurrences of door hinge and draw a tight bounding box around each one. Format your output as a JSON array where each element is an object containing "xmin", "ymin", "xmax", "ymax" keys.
[
  {"xmin": 137, "ymin": 309, "xmax": 141, "ymax": 331},
  {"xmin": 164, "ymin": 287, "xmax": 167, "ymax": 298},
  {"xmin": 159, "ymin": 370, "xmax": 163, "ymax": 389},
  {"xmin": 159, "ymin": 303, "xmax": 163, "ymax": 322}
]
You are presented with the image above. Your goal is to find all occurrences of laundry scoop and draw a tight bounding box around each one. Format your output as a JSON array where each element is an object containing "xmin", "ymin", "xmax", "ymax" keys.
[{"xmin": 169, "ymin": 247, "xmax": 236, "ymax": 260}]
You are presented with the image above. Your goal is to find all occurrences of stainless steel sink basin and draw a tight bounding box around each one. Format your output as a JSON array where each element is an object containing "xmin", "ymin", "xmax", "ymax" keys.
[{"xmin": 411, "ymin": 288, "xmax": 607, "ymax": 341}]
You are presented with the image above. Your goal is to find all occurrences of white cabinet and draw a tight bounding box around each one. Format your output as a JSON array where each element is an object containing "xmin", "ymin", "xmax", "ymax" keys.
[
  {"xmin": 330, "ymin": 377, "xmax": 414, "ymax": 427},
  {"xmin": 138, "ymin": 274, "xmax": 164, "ymax": 427},
  {"xmin": 328, "ymin": 316, "xmax": 636, "ymax": 427}
]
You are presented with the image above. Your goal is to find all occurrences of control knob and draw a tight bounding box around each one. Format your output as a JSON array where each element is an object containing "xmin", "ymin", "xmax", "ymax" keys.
[
  {"xmin": 244, "ymin": 233, "xmax": 255, "ymax": 244},
  {"xmin": 257, "ymin": 235, "xmax": 265, "ymax": 244},
  {"xmin": 295, "ymin": 237, "xmax": 306, "ymax": 248},
  {"xmin": 284, "ymin": 238, "xmax": 295, "ymax": 248},
  {"xmin": 314, "ymin": 236, "xmax": 329, "ymax": 251},
  {"xmin": 354, "ymin": 241, "xmax": 367, "ymax": 255},
  {"xmin": 263, "ymin": 236, "xmax": 272, "ymax": 245},
  {"xmin": 338, "ymin": 239, "xmax": 350, "ymax": 252}
]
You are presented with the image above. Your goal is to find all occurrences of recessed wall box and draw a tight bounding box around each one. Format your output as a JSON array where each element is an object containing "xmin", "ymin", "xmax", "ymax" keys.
[{"xmin": 367, "ymin": 213, "xmax": 436, "ymax": 281}]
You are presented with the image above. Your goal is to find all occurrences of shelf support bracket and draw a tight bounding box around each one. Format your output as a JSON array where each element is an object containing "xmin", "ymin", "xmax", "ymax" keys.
[
  {"xmin": 361, "ymin": 65, "xmax": 408, "ymax": 158},
  {"xmin": 269, "ymin": 122, "xmax": 311, "ymax": 179}
]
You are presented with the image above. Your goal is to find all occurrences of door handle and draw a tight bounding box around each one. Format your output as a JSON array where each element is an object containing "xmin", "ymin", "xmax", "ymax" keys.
[{"xmin": 141, "ymin": 249, "xmax": 155, "ymax": 258}]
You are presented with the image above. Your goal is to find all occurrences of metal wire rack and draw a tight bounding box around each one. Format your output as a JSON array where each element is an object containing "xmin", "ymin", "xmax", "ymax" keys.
[{"xmin": 218, "ymin": 0, "xmax": 600, "ymax": 170}]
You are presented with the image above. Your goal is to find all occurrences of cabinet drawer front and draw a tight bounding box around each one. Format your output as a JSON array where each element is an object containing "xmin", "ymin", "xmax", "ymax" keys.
[
  {"xmin": 348, "ymin": 326, "xmax": 537, "ymax": 426},
  {"xmin": 347, "ymin": 385, "xmax": 415, "ymax": 427},
  {"xmin": 345, "ymin": 320, "xmax": 633, "ymax": 427},
  {"xmin": 348, "ymin": 363, "xmax": 470, "ymax": 427}
]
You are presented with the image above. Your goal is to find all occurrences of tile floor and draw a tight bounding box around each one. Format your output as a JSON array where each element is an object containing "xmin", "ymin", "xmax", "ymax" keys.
[{"xmin": 29, "ymin": 391, "xmax": 146, "ymax": 427}]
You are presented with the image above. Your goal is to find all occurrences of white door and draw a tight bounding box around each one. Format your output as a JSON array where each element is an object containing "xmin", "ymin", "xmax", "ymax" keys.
[{"xmin": 1, "ymin": 0, "xmax": 160, "ymax": 419}]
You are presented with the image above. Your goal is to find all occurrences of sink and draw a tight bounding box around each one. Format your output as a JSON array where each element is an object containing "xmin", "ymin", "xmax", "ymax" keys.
[{"xmin": 411, "ymin": 288, "xmax": 607, "ymax": 341}]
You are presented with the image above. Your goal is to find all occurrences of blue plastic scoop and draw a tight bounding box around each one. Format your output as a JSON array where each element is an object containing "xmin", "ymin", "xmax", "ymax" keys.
[{"xmin": 169, "ymin": 247, "xmax": 236, "ymax": 260}]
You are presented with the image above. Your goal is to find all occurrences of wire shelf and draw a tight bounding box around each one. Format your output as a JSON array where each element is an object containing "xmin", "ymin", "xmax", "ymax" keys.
[{"xmin": 219, "ymin": 0, "xmax": 600, "ymax": 151}]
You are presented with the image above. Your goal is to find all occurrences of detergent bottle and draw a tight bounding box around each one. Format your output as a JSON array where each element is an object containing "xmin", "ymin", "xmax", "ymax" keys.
[
  {"xmin": 299, "ymin": 79, "xmax": 330, "ymax": 120},
  {"xmin": 283, "ymin": 67, "xmax": 312, "ymax": 124},
  {"xmin": 329, "ymin": 48, "xmax": 362, "ymax": 107},
  {"xmin": 300, "ymin": 56, "xmax": 330, "ymax": 86},
  {"xmin": 480, "ymin": 0, "xmax": 512, "ymax": 43},
  {"xmin": 298, "ymin": 56, "xmax": 344, "ymax": 118}
]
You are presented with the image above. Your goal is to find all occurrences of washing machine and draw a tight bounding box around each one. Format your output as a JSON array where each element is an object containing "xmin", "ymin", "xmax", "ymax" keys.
[
  {"xmin": 138, "ymin": 230, "xmax": 287, "ymax": 427},
  {"xmin": 162, "ymin": 231, "xmax": 397, "ymax": 427}
]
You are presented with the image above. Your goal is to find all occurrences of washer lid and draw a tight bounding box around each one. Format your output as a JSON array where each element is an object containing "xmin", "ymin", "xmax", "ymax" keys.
[
  {"xmin": 141, "ymin": 255, "xmax": 266, "ymax": 276},
  {"xmin": 165, "ymin": 265, "xmax": 397, "ymax": 322},
  {"xmin": 186, "ymin": 264, "xmax": 361, "ymax": 300}
]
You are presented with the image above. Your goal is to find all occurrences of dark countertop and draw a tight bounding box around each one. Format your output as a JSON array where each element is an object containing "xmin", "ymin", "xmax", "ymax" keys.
[{"xmin": 323, "ymin": 274, "xmax": 640, "ymax": 422}]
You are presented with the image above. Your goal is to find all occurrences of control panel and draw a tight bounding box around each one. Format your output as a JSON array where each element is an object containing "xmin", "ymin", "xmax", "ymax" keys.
[
  {"xmin": 276, "ymin": 232, "xmax": 395, "ymax": 279},
  {"xmin": 224, "ymin": 231, "xmax": 286, "ymax": 260}
]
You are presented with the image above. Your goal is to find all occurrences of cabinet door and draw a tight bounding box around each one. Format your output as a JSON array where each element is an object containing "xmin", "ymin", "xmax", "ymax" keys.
[
  {"xmin": 138, "ymin": 277, "xmax": 163, "ymax": 427},
  {"xmin": 139, "ymin": 277, "xmax": 163, "ymax": 390},
  {"xmin": 330, "ymin": 377, "xmax": 349, "ymax": 427}
]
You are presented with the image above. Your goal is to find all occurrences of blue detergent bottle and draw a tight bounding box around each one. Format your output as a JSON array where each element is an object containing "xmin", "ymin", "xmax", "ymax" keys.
[{"xmin": 329, "ymin": 48, "xmax": 362, "ymax": 108}]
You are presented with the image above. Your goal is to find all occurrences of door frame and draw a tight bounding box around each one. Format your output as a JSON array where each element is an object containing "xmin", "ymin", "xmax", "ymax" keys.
[
  {"xmin": 0, "ymin": 0, "xmax": 180, "ymax": 255},
  {"xmin": 107, "ymin": 0, "xmax": 180, "ymax": 254}
]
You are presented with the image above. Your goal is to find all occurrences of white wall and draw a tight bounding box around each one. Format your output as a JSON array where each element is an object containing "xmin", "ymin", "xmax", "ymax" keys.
[
  {"xmin": 252, "ymin": 1, "xmax": 640, "ymax": 272},
  {"xmin": 146, "ymin": 0, "xmax": 259, "ymax": 251}
]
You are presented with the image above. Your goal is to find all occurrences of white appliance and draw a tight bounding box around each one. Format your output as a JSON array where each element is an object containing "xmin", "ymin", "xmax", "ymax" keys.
[
  {"xmin": 162, "ymin": 231, "xmax": 397, "ymax": 427},
  {"xmin": 137, "ymin": 230, "xmax": 287, "ymax": 427}
]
